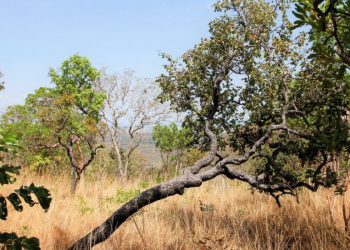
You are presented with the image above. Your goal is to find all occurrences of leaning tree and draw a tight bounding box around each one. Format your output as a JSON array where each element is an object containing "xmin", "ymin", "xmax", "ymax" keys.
[{"xmin": 70, "ymin": 0, "xmax": 350, "ymax": 248}]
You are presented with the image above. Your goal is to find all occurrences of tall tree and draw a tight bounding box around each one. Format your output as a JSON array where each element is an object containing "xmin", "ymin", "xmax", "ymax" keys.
[
  {"xmin": 1, "ymin": 55, "xmax": 106, "ymax": 193},
  {"xmin": 48, "ymin": 54, "xmax": 106, "ymax": 193},
  {"xmin": 70, "ymin": 1, "xmax": 350, "ymax": 248},
  {"xmin": 94, "ymin": 69, "xmax": 168, "ymax": 179}
]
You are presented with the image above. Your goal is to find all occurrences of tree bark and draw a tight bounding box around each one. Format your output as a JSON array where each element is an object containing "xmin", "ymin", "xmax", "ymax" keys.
[
  {"xmin": 70, "ymin": 167, "xmax": 80, "ymax": 194},
  {"xmin": 69, "ymin": 122, "xmax": 316, "ymax": 249},
  {"xmin": 69, "ymin": 121, "xmax": 218, "ymax": 249},
  {"xmin": 68, "ymin": 168, "xmax": 221, "ymax": 250}
]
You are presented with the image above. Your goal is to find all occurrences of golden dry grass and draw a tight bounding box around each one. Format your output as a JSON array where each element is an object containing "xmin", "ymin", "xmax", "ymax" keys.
[{"xmin": 1, "ymin": 174, "xmax": 350, "ymax": 250}]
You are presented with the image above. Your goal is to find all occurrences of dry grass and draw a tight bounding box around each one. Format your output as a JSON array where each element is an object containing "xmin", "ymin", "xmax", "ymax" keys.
[{"xmin": 1, "ymin": 174, "xmax": 350, "ymax": 250}]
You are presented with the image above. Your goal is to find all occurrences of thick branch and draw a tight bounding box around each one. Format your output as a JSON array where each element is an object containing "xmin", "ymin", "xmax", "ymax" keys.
[
  {"xmin": 69, "ymin": 119, "xmax": 318, "ymax": 249},
  {"xmin": 69, "ymin": 167, "xmax": 222, "ymax": 250},
  {"xmin": 223, "ymin": 167, "xmax": 292, "ymax": 192},
  {"xmin": 81, "ymin": 141, "xmax": 104, "ymax": 172},
  {"xmin": 189, "ymin": 121, "xmax": 218, "ymax": 174}
]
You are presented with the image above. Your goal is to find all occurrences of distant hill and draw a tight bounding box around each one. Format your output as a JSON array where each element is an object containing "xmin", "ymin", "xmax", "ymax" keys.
[{"xmin": 113, "ymin": 132, "xmax": 162, "ymax": 162}]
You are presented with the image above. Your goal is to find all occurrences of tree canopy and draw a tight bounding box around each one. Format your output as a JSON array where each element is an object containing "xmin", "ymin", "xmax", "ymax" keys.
[
  {"xmin": 293, "ymin": 0, "xmax": 350, "ymax": 66},
  {"xmin": 70, "ymin": 1, "xmax": 350, "ymax": 248},
  {"xmin": 157, "ymin": 0, "xmax": 350, "ymax": 193},
  {"xmin": 1, "ymin": 55, "xmax": 106, "ymax": 193}
]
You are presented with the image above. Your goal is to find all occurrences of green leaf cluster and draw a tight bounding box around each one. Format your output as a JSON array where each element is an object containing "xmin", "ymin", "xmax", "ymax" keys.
[
  {"xmin": 152, "ymin": 123, "xmax": 192, "ymax": 153},
  {"xmin": 0, "ymin": 132, "xmax": 51, "ymax": 250},
  {"xmin": 0, "ymin": 55, "xmax": 106, "ymax": 174},
  {"xmin": 49, "ymin": 54, "xmax": 106, "ymax": 119},
  {"xmin": 157, "ymin": 0, "xmax": 350, "ymax": 192}
]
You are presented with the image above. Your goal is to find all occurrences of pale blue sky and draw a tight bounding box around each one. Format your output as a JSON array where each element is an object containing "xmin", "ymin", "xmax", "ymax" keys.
[{"xmin": 0, "ymin": 0, "xmax": 217, "ymax": 112}]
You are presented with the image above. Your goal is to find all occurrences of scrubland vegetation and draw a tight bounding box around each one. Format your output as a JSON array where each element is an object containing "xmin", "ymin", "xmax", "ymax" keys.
[
  {"xmin": 2, "ymin": 0, "xmax": 350, "ymax": 249},
  {"xmin": 1, "ymin": 173, "xmax": 350, "ymax": 250}
]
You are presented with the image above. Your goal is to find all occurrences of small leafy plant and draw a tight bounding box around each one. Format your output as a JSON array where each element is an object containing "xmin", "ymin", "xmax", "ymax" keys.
[{"xmin": 0, "ymin": 133, "xmax": 52, "ymax": 250}]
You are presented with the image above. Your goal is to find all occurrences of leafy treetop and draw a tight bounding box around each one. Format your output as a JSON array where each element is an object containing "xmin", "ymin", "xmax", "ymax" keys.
[{"xmin": 49, "ymin": 54, "xmax": 105, "ymax": 119}]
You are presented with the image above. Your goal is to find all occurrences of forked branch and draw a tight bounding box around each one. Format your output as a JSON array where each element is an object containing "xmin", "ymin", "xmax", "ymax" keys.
[{"xmin": 69, "ymin": 122, "xmax": 313, "ymax": 249}]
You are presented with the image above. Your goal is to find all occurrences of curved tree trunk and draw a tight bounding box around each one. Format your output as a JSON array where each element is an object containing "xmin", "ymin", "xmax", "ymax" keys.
[
  {"xmin": 69, "ymin": 122, "xmax": 318, "ymax": 249},
  {"xmin": 69, "ymin": 121, "xmax": 219, "ymax": 249},
  {"xmin": 68, "ymin": 168, "xmax": 221, "ymax": 250}
]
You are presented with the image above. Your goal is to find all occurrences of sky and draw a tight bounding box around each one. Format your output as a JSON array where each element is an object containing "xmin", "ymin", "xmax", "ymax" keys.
[{"xmin": 0, "ymin": 0, "xmax": 218, "ymax": 113}]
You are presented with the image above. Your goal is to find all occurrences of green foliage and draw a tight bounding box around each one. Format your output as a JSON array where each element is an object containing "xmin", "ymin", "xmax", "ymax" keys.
[
  {"xmin": 0, "ymin": 132, "xmax": 51, "ymax": 250},
  {"xmin": 114, "ymin": 189, "xmax": 140, "ymax": 204},
  {"xmin": 0, "ymin": 55, "xmax": 106, "ymax": 178},
  {"xmin": 157, "ymin": 0, "xmax": 350, "ymax": 193},
  {"xmin": 49, "ymin": 54, "xmax": 105, "ymax": 119},
  {"xmin": 152, "ymin": 123, "xmax": 193, "ymax": 171},
  {"xmin": 0, "ymin": 92, "xmax": 66, "ymax": 173},
  {"xmin": 139, "ymin": 180, "xmax": 150, "ymax": 190},
  {"xmin": 78, "ymin": 197, "xmax": 94, "ymax": 215},
  {"xmin": 28, "ymin": 155, "xmax": 52, "ymax": 173},
  {"xmin": 101, "ymin": 189, "xmax": 140, "ymax": 208},
  {"xmin": 152, "ymin": 123, "xmax": 192, "ymax": 153},
  {"xmin": 292, "ymin": 0, "xmax": 350, "ymax": 65}
]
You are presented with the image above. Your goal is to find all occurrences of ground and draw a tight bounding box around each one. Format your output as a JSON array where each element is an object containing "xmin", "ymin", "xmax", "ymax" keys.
[{"xmin": 1, "ymin": 175, "xmax": 349, "ymax": 250}]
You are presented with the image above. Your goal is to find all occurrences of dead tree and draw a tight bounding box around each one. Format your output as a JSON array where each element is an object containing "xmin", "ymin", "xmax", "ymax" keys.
[{"xmin": 95, "ymin": 69, "xmax": 168, "ymax": 180}]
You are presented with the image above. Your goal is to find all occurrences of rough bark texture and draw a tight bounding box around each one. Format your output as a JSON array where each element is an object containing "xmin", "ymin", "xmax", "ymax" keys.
[
  {"xmin": 69, "ymin": 118, "xmax": 325, "ymax": 249},
  {"xmin": 68, "ymin": 43, "xmax": 326, "ymax": 248},
  {"xmin": 69, "ymin": 173, "xmax": 207, "ymax": 249}
]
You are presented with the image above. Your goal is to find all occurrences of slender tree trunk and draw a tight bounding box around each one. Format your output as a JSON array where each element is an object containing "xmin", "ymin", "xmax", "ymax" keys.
[
  {"xmin": 70, "ymin": 166, "xmax": 80, "ymax": 194},
  {"xmin": 160, "ymin": 151, "xmax": 165, "ymax": 172},
  {"xmin": 165, "ymin": 154, "xmax": 169, "ymax": 173},
  {"xmin": 110, "ymin": 134, "xmax": 123, "ymax": 178},
  {"xmin": 124, "ymin": 158, "xmax": 129, "ymax": 180}
]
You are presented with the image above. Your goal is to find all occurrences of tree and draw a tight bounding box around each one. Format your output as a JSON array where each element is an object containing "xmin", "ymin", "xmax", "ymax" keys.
[
  {"xmin": 293, "ymin": 0, "xmax": 350, "ymax": 66},
  {"xmin": 1, "ymin": 55, "xmax": 106, "ymax": 193},
  {"xmin": 70, "ymin": 1, "xmax": 350, "ymax": 248},
  {"xmin": 94, "ymin": 69, "xmax": 168, "ymax": 180},
  {"xmin": 0, "ymin": 80, "xmax": 52, "ymax": 250},
  {"xmin": 152, "ymin": 122, "xmax": 192, "ymax": 173},
  {"xmin": 48, "ymin": 55, "xmax": 106, "ymax": 193},
  {"xmin": 1, "ymin": 101, "xmax": 65, "ymax": 173}
]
